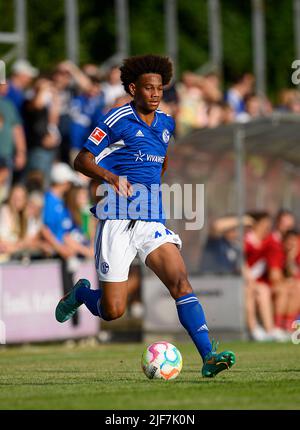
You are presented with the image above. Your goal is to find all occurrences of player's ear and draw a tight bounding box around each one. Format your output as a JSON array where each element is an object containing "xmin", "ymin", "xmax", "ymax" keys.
[{"xmin": 128, "ymin": 83, "xmax": 136, "ymax": 97}]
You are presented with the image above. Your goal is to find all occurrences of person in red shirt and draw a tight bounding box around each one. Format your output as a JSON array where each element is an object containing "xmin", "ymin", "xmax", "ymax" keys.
[
  {"xmin": 281, "ymin": 229, "xmax": 300, "ymax": 331},
  {"xmin": 265, "ymin": 209, "xmax": 299, "ymax": 333},
  {"xmin": 283, "ymin": 229, "xmax": 300, "ymax": 278},
  {"xmin": 244, "ymin": 211, "xmax": 276, "ymax": 341}
]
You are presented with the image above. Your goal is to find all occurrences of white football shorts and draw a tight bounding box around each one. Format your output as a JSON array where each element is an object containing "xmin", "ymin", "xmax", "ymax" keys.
[{"xmin": 94, "ymin": 219, "xmax": 182, "ymax": 282}]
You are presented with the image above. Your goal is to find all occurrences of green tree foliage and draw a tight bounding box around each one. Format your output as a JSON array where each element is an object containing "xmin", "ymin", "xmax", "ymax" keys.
[
  {"xmin": 222, "ymin": 0, "xmax": 252, "ymax": 83},
  {"xmin": 27, "ymin": 0, "xmax": 65, "ymax": 72},
  {"xmin": 265, "ymin": 0, "xmax": 294, "ymax": 98}
]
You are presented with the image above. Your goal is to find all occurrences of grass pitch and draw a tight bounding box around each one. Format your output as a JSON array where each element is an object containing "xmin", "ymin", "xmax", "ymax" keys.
[{"xmin": 0, "ymin": 341, "xmax": 299, "ymax": 410}]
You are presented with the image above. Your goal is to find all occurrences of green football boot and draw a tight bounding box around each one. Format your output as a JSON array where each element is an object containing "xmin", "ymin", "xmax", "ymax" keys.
[
  {"xmin": 202, "ymin": 340, "xmax": 236, "ymax": 378},
  {"xmin": 55, "ymin": 278, "xmax": 91, "ymax": 323}
]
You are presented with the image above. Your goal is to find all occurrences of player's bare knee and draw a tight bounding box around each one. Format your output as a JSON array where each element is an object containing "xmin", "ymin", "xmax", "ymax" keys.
[{"xmin": 104, "ymin": 304, "xmax": 125, "ymax": 321}]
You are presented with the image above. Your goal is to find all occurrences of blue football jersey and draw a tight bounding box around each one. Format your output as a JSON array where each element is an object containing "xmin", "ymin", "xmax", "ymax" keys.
[{"xmin": 83, "ymin": 102, "xmax": 175, "ymax": 223}]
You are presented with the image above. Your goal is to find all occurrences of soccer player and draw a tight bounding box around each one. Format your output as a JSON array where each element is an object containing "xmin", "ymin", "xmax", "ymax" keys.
[{"xmin": 55, "ymin": 55, "xmax": 236, "ymax": 377}]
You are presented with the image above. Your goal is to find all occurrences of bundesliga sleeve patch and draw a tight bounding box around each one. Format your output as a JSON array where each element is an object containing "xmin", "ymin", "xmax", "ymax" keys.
[{"xmin": 88, "ymin": 127, "xmax": 107, "ymax": 145}]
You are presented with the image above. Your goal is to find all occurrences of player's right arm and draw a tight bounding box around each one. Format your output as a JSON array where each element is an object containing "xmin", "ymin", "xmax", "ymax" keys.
[
  {"xmin": 74, "ymin": 121, "xmax": 133, "ymax": 197},
  {"xmin": 74, "ymin": 149, "xmax": 132, "ymax": 197}
]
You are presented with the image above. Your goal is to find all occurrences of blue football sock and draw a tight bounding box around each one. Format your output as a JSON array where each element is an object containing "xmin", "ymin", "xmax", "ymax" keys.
[
  {"xmin": 75, "ymin": 286, "xmax": 103, "ymax": 318},
  {"xmin": 176, "ymin": 293, "xmax": 212, "ymax": 362}
]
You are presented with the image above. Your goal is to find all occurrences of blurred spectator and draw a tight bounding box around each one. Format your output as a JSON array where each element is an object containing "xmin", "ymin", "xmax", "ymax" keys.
[
  {"xmin": 51, "ymin": 60, "xmax": 93, "ymax": 164},
  {"xmin": 225, "ymin": 73, "xmax": 255, "ymax": 116},
  {"xmin": 266, "ymin": 208, "xmax": 295, "ymax": 289},
  {"xmin": 200, "ymin": 72, "xmax": 222, "ymax": 103},
  {"xmin": 244, "ymin": 211, "xmax": 277, "ymax": 341},
  {"xmin": 42, "ymin": 162, "xmax": 77, "ymax": 259},
  {"xmin": 25, "ymin": 191, "xmax": 53, "ymax": 258},
  {"xmin": 113, "ymin": 94, "xmax": 132, "ymax": 108},
  {"xmin": 277, "ymin": 89, "xmax": 298, "ymax": 112},
  {"xmin": 43, "ymin": 163, "xmax": 93, "ymax": 262},
  {"xmin": 162, "ymin": 82, "xmax": 179, "ymax": 123},
  {"xmin": 221, "ymin": 102, "xmax": 235, "ymax": 124},
  {"xmin": 0, "ymin": 184, "xmax": 54, "ymax": 261},
  {"xmin": 26, "ymin": 191, "xmax": 44, "ymax": 236},
  {"xmin": 200, "ymin": 215, "xmax": 253, "ymax": 274},
  {"xmin": 285, "ymin": 91, "xmax": 300, "ymax": 113},
  {"xmin": 69, "ymin": 76, "xmax": 105, "ymax": 164},
  {"xmin": 237, "ymin": 94, "xmax": 272, "ymax": 123},
  {"xmin": 64, "ymin": 184, "xmax": 95, "ymax": 259},
  {"xmin": 23, "ymin": 77, "xmax": 61, "ymax": 188},
  {"xmin": 81, "ymin": 63, "xmax": 101, "ymax": 81},
  {"xmin": 176, "ymin": 71, "xmax": 223, "ymax": 135},
  {"xmin": 101, "ymin": 65, "xmax": 126, "ymax": 110},
  {"xmin": 266, "ymin": 209, "xmax": 300, "ymax": 334},
  {"xmin": 25, "ymin": 170, "xmax": 45, "ymax": 193},
  {"xmin": 0, "ymin": 84, "xmax": 27, "ymax": 180},
  {"xmin": 5, "ymin": 59, "xmax": 38, "ymax": 114},
  {"xmin": 281, "ymin": 230, "xmax": 300, "ymax": 331},
  {"xmin": 69, "ymin": 184, "xmax": 94, "ymax": 239},
  {"xmin": 283, "ymin": 229, "xmax": 300, "ymax": 279},
  {"xmin": 206, "ymin": 101, "xmax": 224, "ymax": 128},
  {"xmin": 0, "ymin": 158, "xmax": 10, "ymax": 204},
  {"xmin": 0, "ymin": 184, "xmax": 28, "ymax": 261},
  {"xmin": 177, "ymin": 72, "xmax": 209, "ymax": 135}
]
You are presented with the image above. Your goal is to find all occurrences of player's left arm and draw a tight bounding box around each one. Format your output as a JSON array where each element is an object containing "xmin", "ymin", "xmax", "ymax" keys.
[
  {"xmin": 75, "ymin": 119, "xmax": 133, "ymax": 197},
  {"xmin": 74, "ymin": 148, "xmax": 133, "ymax": 197}
]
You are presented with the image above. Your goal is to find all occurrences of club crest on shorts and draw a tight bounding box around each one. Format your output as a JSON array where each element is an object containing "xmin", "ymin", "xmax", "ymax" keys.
[
  {"xmin": 162, "ymin": 129, "xmax": 170, "ymax": 143},
  {"xmin": 101, "ymin": 262, "xmax": 109, "ymax": 274}
]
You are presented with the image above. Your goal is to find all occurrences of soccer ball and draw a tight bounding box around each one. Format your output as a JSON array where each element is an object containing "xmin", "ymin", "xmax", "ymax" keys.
[{"xmin": 141, "ymin": 341, "xmax": 183, "ymax": 380}]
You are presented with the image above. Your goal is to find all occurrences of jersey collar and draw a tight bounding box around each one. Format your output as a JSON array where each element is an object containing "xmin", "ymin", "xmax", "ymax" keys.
[{"xmin": 130, "ymin": 101, "xmax": 158, "ymax": 128}]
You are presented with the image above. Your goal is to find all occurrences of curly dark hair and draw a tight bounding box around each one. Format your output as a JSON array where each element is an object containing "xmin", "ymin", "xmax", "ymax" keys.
[{"xmin": 120, "ymin": 54, "xmax": 173, "ymax": 94}]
